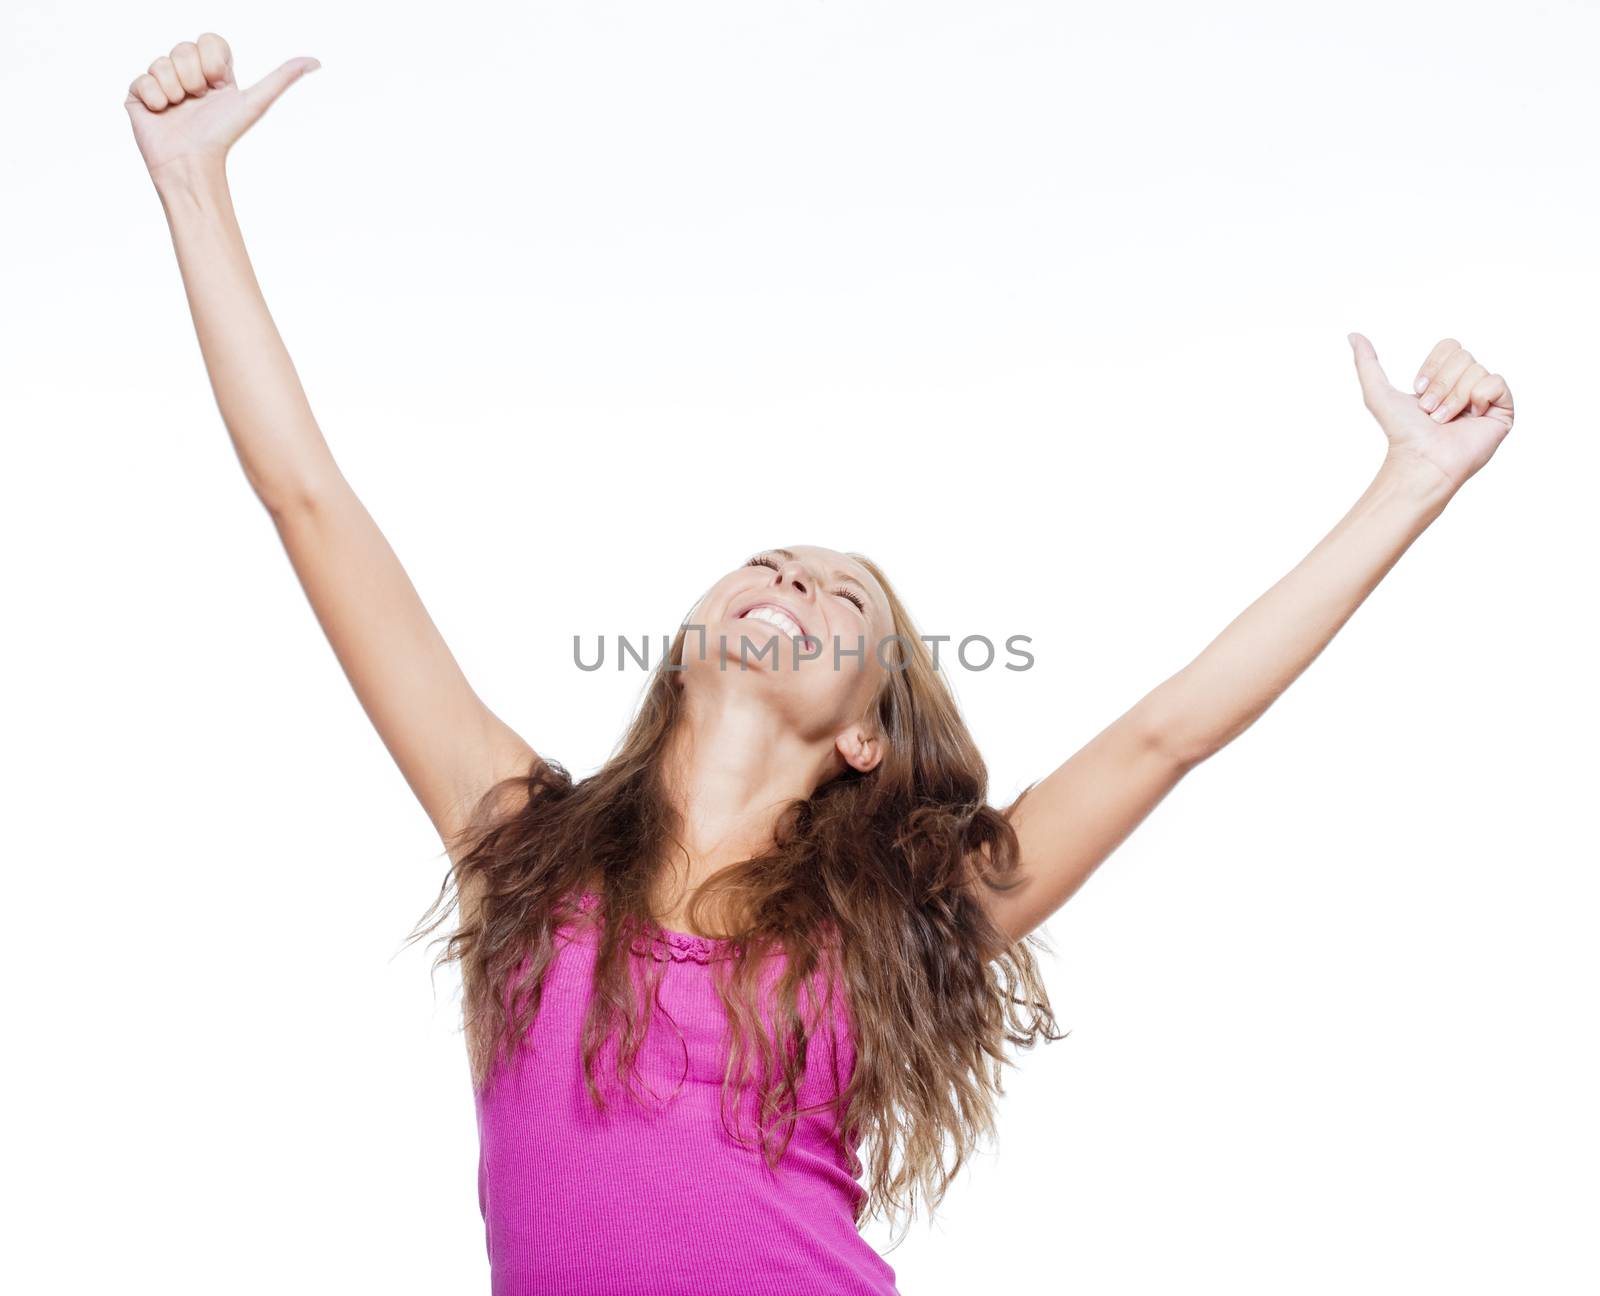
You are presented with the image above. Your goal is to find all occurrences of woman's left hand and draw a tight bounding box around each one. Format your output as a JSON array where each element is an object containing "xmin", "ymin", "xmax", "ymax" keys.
[{"xmin": 1348, "ymin": 333, "xmax": 1516, "ymax": 492}]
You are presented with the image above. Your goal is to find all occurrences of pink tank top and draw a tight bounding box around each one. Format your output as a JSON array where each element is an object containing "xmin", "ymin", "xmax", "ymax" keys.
[{"xmin": 473, "ymin": 891, "xmax": 901, "ymax": 1295}]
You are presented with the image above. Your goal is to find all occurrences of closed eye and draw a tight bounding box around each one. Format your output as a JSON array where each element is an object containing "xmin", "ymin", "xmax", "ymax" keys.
[{"xmin": 834, "ymin": 587, "xmax": 865, "ymax": 612}]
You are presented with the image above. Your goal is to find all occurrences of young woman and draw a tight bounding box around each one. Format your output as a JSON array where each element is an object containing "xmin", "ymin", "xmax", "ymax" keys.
[{"xmin": 126, "ymin": 34, "xmax": 1518, "ymax": 1296}]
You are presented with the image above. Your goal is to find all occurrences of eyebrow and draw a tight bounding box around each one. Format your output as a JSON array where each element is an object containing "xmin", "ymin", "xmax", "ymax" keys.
[{"xmin": 766, "ymin": 548, "xmax": 870, "ymax": 593}]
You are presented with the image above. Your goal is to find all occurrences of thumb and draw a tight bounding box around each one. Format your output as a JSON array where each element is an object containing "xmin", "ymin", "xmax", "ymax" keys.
[
  {"xmin": 1347, "ymin": 331, "xmax": 1394, "ymax": 405},
  {"xmin": 239, "ymin": 56, "xmax": 321, "ymax": 125}
]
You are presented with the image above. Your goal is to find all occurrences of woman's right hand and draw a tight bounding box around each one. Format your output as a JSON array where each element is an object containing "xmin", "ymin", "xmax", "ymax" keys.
[{"xmin": 124, "ymin": 33, "xmax": 320, "ymax": 184}]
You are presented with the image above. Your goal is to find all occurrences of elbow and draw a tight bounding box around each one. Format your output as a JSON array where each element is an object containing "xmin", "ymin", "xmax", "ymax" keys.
[
  {"xmin": 259, "ymin": 471, "xmax": 342, "ymax": 523},
  {"xmin": 1141, "ymin": 703, "xmax": 1213, "ymax": 773}
]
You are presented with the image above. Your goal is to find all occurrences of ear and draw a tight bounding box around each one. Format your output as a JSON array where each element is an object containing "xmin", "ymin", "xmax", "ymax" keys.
[{"xmin": 835, "ymin": 722, "xmax": 884, "ymax": 775}]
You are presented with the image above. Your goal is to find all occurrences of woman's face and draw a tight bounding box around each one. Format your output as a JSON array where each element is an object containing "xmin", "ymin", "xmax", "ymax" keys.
[{"xmin": 682, "ymin": 545, "xmax": 896, "ymax": 756}]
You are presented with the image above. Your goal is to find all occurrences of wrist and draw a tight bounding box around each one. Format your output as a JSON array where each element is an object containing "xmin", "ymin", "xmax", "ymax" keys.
[
  {"xmin": 151, "ymin": 154, "xmax": 230, "ymax": 209},
  {"xmin": 1376, "ymin": 447, "xmax": 1458, "ymax": 517}
]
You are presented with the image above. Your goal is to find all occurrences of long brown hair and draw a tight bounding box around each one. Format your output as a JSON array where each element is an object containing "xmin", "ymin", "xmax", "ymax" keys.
[{"xmin": 408, "ymin": 553, "xmax": 1066, "ymax": 1240}]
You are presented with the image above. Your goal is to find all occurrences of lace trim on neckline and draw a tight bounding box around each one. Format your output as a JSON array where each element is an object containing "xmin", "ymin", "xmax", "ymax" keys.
[{"xmin": 572, "ymin": 890, "xmax": 741, "ymax": 964}]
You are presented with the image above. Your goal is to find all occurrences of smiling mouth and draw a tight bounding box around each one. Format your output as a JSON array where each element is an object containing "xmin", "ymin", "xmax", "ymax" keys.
[{"xmin": 737, "ymin": 603, "xmax": 809, "ymax": 639}]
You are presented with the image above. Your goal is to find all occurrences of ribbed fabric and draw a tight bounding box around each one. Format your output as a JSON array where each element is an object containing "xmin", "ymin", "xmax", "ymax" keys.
[{"xmin": 473, "ymin": 891, "xmax": 901, "ymax": 1295}]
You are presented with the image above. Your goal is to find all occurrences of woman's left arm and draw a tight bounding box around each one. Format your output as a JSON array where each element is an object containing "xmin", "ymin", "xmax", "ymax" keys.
[{"xmin": 984, "ymin": 334, "xmax": 1516, "ymax": 947}]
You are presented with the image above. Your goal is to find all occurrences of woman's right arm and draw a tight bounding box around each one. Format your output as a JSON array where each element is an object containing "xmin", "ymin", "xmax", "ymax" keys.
[{"xmin": 131, "ymin": 35, "xmax": 536, "ymax": 859}]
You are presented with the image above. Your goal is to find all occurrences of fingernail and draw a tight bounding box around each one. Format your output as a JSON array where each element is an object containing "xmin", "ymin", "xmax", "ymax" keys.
[
  {"xmin": 1414, "ymin": 376, "xmax": 1428, "ymax": 394},
  {"xmin": 1432, "ymin": 407, "xmax": 1450, "ymax": 422},
  {"xmin": 1420, "ymin": 392, "xmax": 1438, "ymax": 411}
]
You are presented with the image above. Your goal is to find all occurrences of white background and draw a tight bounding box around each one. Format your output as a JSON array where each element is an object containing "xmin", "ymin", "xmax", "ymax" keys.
[{"xmin": 4, "ymin": 2, "xmax": 1596, "ymax": 1292}]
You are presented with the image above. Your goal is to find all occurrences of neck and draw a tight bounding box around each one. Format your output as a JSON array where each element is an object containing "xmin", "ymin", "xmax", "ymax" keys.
[{"xmin": 655, "ymin": 685, "xmax": 838, "ymax": 901}]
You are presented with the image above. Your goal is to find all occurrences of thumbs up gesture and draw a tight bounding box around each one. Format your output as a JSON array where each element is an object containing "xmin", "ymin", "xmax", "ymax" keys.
[
  {"xmin": 124, "ymin": 33, "xmax": 320, "ymax": 183},
  {"xmin": 1348, "ymin": 333, "xmax": 1515, "ymax": 493}
]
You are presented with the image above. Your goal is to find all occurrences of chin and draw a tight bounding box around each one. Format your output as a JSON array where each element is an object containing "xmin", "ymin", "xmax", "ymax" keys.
[{"xmin": 684, "ymin": 618, "xmax": 808, "ymax": 675}]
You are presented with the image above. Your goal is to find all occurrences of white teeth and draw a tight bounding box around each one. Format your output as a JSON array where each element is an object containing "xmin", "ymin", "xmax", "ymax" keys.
[{"xmin": 741, "ymin": 606, "xmax": 805, "ymax": 637}]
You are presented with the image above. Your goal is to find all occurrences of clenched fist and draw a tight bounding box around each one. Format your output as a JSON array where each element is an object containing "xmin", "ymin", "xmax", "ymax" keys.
[
  {"xmin": 124, "ymin": 33, "xmax": 320, "ymax": 183},
  {"xmin": 1348, "ymin": 333, "xmax": 1515, "ymax": 493}
]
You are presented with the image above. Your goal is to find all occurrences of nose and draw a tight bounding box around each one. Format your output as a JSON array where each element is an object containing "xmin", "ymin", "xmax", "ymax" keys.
[{"xmin": 774, "ymin": 559, "xmax": 816, "ymax": 599}]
